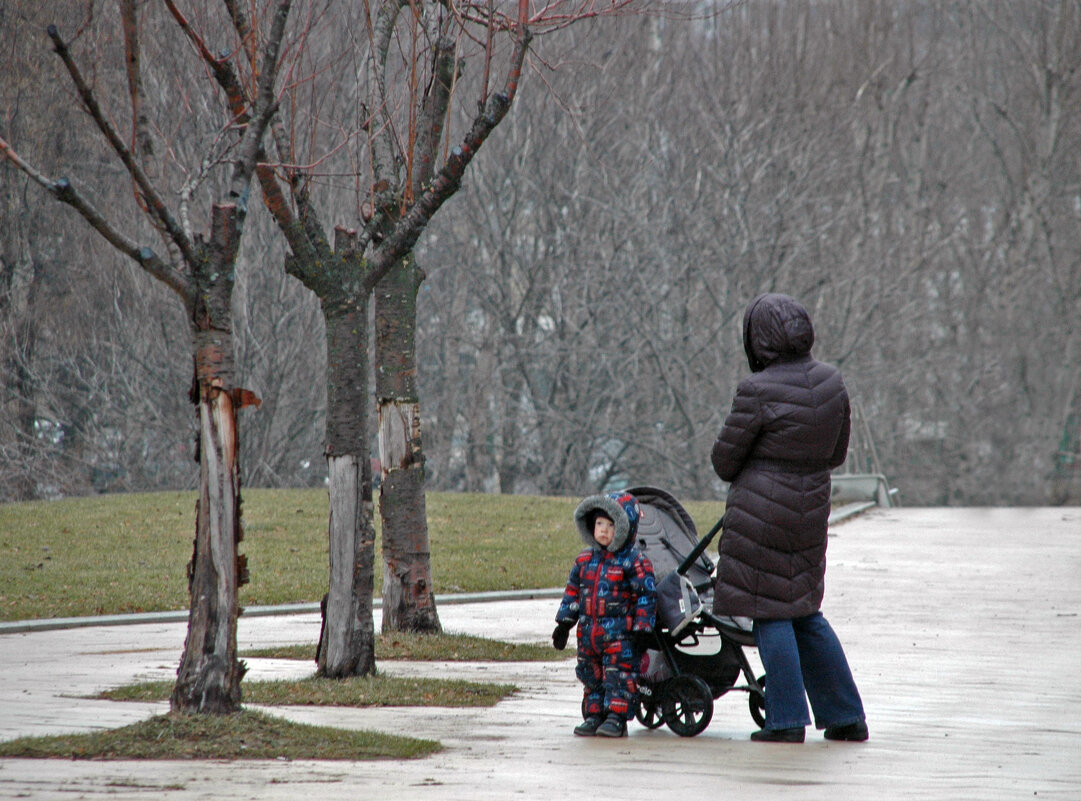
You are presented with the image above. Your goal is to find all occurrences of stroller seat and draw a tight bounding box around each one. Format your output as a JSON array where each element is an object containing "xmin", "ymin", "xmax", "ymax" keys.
[{"xmin": 702, "ymin": 611, "xmax": 756, "ymax": 647}]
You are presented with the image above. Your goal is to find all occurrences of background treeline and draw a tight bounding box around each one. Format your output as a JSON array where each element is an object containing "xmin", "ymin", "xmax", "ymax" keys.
[{"xmin": 3, "ymin": 1, "xmax": 1079, "ymax": 506}]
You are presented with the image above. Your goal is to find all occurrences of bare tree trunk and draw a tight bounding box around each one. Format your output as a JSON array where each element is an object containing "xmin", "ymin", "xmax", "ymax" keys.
[
  {"xmin": 172, "ymin": 206, "xmax": 250, "ymax": 714},
  {"xmin": 265, "ymin": 218, "xmax": 380, "ymax": 677},
  {"xmin": 271, "ymin": 241, "xmax": 381, "ymax": 676},
  {"xmin": 375, "ymin": 257, "xmax": 440, "ymax": 633},
  {"xmin": 172, "ymin": 351, "xmax": 246, "ymax": 713},
  {"xmin": 317, "ymin": 301, "xmax": 377, "ymax": 676},
  {"xmin": 498, "ymin": 369, "xmax": 524, "ymax": 494}
]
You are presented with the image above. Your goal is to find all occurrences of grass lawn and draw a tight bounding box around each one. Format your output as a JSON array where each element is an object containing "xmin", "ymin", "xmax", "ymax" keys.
[
  {"xmin": 99, "ymin": 674, "xmax": 516, "ymax": 707},
  {"xmin": 0, "ymin": 489, "xmax": 725, "ymax": 622},
  {"xmin": 242, "ymin": 630, "xmax": 560, "ymax": 662},
  {"xmin": 0, "ymin": 710, "xmax": 440, "ymax": 760}
]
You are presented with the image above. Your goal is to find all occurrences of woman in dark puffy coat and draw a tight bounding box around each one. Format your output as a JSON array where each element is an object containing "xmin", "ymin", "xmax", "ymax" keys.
[{"xmin": 712, "ymin": 293, "xmax": 868, "ymax": 743}]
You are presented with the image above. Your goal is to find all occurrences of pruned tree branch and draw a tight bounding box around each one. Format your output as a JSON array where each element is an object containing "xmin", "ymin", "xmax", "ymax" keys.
[
  {"xmin": 163, "ymin": 0, "xmax": 252, "ymax": 126},
  {"xmin": 361, "ymin": 0, "xmax": 411, "ymax": 251},
  {"xmin": 120, "ymin": 0, "xmax": 155, "ymax": 166},
  {"xmin": 413, "ymin": 34, "xmax": 459, "ymax": 194},
  {"xmin": 46, "ymin": 24, "xmax": 196, "ymax": 268},
  {"xmin": 227, "ymin": 0, "xmax": 292, "ymax": 203},
  {"xmin": 368, "ymin": 8, "xmax": 532, "ymax": 285},
  {"xmin": 0, "ymin": 137, "xmax": 193, "ymax": 300}
]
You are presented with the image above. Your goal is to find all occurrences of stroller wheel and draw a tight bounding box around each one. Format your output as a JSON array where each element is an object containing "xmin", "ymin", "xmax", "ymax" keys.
[
  {"xmin": 660, "ymin": 675, "xmax": 713, "ymax": 737},
  {"xmin": 749, "ymin": 673, "xmax": 766, "ymax": 729},
  {"xmin": 636, "ymin": 693, "xmax": 665, "ymax": 729}
]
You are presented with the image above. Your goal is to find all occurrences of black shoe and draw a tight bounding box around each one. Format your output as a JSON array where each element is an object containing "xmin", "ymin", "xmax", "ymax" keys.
[
  {"xmin": 824, "ymin": 721, "xmax": 869, "ymax": 742},
  {"xmin": 595, "ymin": 714, "xmax": 627, "ymax": 738},
  {"xmin": 573, "ymin": 716, "xmax": 603, "ymax": 736},
  {"xmin": 750, "ymin": 727, "xmax": 805, "ymax": 743}
]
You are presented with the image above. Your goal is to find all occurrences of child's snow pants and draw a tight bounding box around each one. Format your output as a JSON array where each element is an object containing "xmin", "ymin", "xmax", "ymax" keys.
[{"xmin": 576, "ymin": 621, "xmax": 638, "ymax": 720}]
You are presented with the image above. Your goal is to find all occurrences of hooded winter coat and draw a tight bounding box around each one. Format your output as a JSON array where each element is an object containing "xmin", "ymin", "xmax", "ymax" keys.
[
  {"xmin": 556, "ymin": 491, "xmax": 657, "ymax": 720},
  {"xmin": 556, "ymin": 491, "xmax": 657, "ymax": 637},
  {"xmin": 711, "ymin": 293, "xmax": 851, "ymax": 620}
]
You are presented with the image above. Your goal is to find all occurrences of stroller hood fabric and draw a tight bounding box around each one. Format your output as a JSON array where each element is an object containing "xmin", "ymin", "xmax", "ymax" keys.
[
  {"xmin": 574, "ymin": 490, "xmax": 642, "ymax": 552},
  {"xmin": 628, "ymin": 485, "xmax": 715, "ymax": 594}
]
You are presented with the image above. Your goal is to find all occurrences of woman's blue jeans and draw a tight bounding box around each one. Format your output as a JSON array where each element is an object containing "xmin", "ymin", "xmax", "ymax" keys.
[{"xmin": 752, "ymin": 612, "xmax": 865, "ymax": 731}]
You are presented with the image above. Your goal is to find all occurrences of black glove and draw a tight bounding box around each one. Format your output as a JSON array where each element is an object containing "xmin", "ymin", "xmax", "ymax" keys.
[
  {"xmin": 631, "ymin": 629, "xmax": 654, "ymax": 652},
  {"xmin": 552, "ymin": 621, "xmax": 572, "ymax": 650}
]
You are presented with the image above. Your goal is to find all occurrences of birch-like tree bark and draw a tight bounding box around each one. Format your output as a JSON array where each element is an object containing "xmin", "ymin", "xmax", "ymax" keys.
[{"xmin": 376, "ymin": 256, "xmax": 440, "ymax": 633}]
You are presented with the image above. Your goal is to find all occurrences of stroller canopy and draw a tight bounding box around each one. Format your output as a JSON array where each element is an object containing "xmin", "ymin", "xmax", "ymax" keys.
[{"xmin": 627, "ymin": 486, "xmax": 715, "ymax": 593}]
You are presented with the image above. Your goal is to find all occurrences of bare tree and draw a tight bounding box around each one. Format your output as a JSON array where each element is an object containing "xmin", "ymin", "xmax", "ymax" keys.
[
  {"xmin": 1, "ymin": 0, "xmax": 292, "ymax": 712},
  {"xmin": 240, "ymin": 0, "xmax": 548, "ymax": 670},
  {"xmin": 369, "ymin": 1, "xmax": 675, "ymax": 632}
]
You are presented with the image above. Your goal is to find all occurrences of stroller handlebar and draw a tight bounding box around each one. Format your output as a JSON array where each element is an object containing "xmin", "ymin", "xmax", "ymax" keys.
[{"xmin": 676, "ymin": 515, "xmax": 724, "ymax": 577}]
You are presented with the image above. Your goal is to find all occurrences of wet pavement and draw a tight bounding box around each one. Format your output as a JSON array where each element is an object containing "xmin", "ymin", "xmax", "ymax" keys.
[{"xmin": 1, "ymin": 507, "xmax": 1079, "ymax": 800}]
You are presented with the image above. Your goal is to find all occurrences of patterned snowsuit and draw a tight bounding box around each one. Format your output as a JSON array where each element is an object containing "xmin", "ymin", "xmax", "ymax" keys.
[{"xmin": 556, "ymin": 492, "xmax": 657, "ymax": 721}]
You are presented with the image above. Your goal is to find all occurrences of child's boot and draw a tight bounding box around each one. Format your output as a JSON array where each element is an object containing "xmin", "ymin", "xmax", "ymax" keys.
[
  {"xmin": 573, "ymin": 716, "xmax": 603, "ymax": 736},
  {"xmin": 595, "ymin": 713, "xmax": 627, "ymax": 738}
]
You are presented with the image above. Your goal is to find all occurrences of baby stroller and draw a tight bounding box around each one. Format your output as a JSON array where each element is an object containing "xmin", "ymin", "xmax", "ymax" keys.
[{"xmin": 629, "ymin": 486, "xmax": 766, "ymax": 737}]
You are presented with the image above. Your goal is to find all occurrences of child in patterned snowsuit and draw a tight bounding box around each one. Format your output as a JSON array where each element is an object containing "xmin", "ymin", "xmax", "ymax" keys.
[{"xmin": 552, "ymin": 491, "xmax": 657, "ymax": 737}]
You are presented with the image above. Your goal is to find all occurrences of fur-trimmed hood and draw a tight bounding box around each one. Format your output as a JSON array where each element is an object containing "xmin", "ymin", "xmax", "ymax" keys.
[{"xmin": 574, "ymin": 491, "xmax": 642, "ymax": 552}]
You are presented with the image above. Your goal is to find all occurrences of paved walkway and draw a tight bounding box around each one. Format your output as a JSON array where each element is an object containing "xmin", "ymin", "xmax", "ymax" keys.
[{"xmin": 1, "ymin": 507, "xmax": 1079, "ymax": 800}]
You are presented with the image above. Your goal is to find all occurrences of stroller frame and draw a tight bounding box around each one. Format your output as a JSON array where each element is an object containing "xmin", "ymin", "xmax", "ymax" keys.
[{"xmin": 636, "ymin": 513, "xmax": 767, "ymax": 737}]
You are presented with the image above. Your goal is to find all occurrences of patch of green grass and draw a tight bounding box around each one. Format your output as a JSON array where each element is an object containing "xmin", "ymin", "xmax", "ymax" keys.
[
  {"xmin": 243, "ymin": 631, "xmax": 562, "ymax": 662},
  {"xmin": 0, "ymin": 489, "xmax": 726, "ymax": 621},
  {"xmin": 0, "ymin": 709, "xmax": 439, "ymax": 760},
  {"xmin": 0, "ymin": 492, "xmax": 198, "ymax": 620},
  {"xmin": 99, "ymin": 674, "xmax": 516, "ymax": 707},
  {"xmin": 424, "ymin": 492, "xmax": 580, "ymax": 593}
]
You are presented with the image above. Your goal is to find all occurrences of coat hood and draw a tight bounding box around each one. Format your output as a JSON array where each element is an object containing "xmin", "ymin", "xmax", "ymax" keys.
[
  {"xmin": 574, "ymin": 491, "xmax": 642, "ymax": 552},
  {"xmin": 742, "ymin": 293, "xmax": 815, "ymax": 372}
]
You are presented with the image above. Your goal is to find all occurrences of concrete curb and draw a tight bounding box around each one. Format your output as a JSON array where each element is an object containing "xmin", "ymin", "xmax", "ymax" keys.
[{"xmin": 0, "ymin": 588, "xmax": 566, "ymax": 635}]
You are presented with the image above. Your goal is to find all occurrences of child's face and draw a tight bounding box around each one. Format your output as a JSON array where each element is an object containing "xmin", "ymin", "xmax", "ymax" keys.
[{"xmin": 593, "ymin": 516, "xmax": 615, "ymax": 548}]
